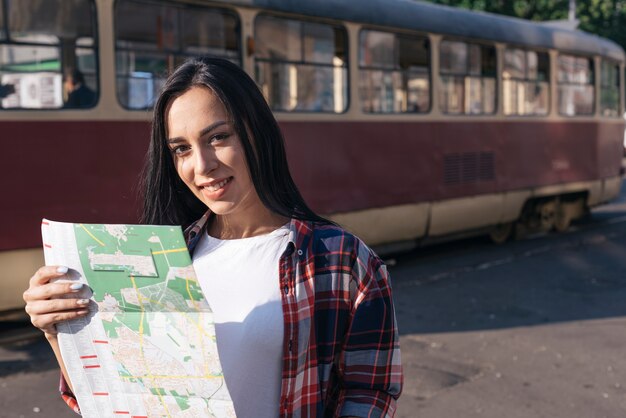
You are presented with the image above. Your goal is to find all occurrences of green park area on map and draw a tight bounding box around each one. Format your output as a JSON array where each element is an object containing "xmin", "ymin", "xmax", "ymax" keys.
[{"xmin": 73, "ymin": 223, "xmax": 208, "ymax": 337}]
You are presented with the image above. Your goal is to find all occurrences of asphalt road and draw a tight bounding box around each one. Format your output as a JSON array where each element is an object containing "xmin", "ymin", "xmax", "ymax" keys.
[
  {"xmin": 393, "ymin": 188, "xmax": 626, "ymax": 418},
  {"xmin": 2, "ymin": 186, "xmax": 626, "ymax": 417}
]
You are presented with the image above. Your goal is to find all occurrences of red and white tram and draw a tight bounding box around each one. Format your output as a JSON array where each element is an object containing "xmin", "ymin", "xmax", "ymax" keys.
[{"xmin": 1, "ymin": 0, "xmax": 624, "ymax": 311}]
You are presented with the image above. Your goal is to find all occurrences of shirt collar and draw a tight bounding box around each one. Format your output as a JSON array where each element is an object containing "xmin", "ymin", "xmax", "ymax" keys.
[{"xmin": 185, "ymin": 210, "xmax": 311, "ymax": 255}]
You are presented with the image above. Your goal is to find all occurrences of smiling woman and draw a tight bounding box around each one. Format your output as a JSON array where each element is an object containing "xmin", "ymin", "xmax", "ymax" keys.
[
  {"xmin": 164, "ymin": 86, "xmax": 287, "ymax": 239},
  {"xmin": 141, "ymin": 57, "xmax": 332, "ymax": 233},
  {"xmin": 22, "ymin": 56, "xmax": 403, "ymax": 418}
]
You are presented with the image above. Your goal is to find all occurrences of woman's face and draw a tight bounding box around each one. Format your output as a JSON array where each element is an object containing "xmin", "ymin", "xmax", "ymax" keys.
[{"xmin": 166, "ymin": 86, "xmax": 264, "ymax": 223}]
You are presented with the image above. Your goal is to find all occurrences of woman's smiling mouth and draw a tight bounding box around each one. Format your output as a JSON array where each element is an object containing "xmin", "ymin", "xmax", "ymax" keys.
[{"xmin": 201, "ymin": 176, "xmax": 233, "ymax": 193}]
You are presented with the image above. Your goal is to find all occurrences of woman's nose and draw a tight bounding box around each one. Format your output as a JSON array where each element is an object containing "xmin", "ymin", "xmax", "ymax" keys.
[{"xmin": 193, "ymin": 147, "xmax": 218, "ymax": 175}]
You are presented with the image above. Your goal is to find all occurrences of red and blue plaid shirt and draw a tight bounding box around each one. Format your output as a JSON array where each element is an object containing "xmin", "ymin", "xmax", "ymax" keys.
[{"xmin": 61, "ymin": 213, "xmax": 402, "ymax": 417}]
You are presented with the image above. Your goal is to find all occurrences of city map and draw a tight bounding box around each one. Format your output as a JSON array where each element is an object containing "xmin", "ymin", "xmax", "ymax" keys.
[{"xmin": 42, "ymin": 220, "xmax": 234, "ymax": 418}]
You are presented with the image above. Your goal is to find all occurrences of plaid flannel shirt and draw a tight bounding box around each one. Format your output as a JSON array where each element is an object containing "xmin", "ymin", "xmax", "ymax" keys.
[{"xmin": 60, "ymin": 212, "xmax": 402, "ymax": 417}]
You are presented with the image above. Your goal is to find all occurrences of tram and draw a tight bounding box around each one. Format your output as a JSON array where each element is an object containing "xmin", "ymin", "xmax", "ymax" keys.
[{"xmin": 1, "ymin": 0, "xmax": 624, "ymax": 311}]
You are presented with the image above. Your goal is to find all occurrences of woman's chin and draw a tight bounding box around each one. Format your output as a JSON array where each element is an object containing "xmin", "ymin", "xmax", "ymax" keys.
[{"xmin": 205, "ymin": 203, "xmax": 236, "ymax": 216}]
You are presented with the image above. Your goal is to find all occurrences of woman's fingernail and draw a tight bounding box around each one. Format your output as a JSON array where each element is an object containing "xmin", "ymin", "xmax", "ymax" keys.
[
  {"xmin": 70, "ymin": 283, "xmax": 83, "ymax": 291},
  {"xmin": 76, "ymin": 299, "xmax": 89, "ymax": 305},
  {"xmin": 77, "ymin": 310, "xmax": 89, "ymax": 315},
  {"xmin": 57, "ymin": 266, "xmax": 69, "ymax": 274}
]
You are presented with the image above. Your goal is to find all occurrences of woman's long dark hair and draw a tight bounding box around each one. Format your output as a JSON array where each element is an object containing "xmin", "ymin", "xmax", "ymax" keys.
[{"xmin": 140, "ymin": 56, "xmax": 331, "ymax": 228}]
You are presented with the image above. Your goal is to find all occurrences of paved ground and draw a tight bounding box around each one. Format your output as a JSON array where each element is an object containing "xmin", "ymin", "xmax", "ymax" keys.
[
  {"xmin": 393, "ymin": 188, "xmax": 626, "ymax": 417},
  {"xmin": 2, "ymin": 186, "xmax": 626, "ymax": 417},
  {"xmin": 0, "ymin": 336, "xmax": 64, "ymax": 418}
]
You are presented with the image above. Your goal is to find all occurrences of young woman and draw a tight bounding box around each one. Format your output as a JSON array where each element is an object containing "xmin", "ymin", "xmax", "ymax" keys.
[{"xmin": 23, "ymin": 57, "xmax": 402, "ymax": 417}]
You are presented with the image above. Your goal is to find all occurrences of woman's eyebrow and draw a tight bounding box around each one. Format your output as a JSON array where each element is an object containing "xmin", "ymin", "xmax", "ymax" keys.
[
  {"xmin": 167, "ymin": 137, "xmax": 185, "ymax": 144},
  {"xmin": 199, "ymin": 120, "xmax": 229, "ymax": 137},
  {"xmin": 167, "ymin": 120, "xmax": 229, "ymax": 143}
]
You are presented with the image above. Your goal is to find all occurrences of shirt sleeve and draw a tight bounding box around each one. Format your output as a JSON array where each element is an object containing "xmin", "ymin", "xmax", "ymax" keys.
[
  {"xmin": 59, "ymin": 373, "xmax": 81, "ymax": 415},
  {"xmin": 336, "ymin": 247, "xmax": 403, "ymax": 418}
]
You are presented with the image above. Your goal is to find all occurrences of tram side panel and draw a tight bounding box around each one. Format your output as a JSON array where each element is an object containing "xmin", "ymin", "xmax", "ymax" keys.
[
  {"xmin": 0, "ymin": 120, "xmax": 150, "ymax": 251},
  {"xmin": 2, "ymin": 118, "xmax": 619, "ymax": 252},
  {"xmin": 596, "ymin": 121, "xmax": 625, "ymax": 203},
  {"xmin": 281, "ymin": 119, "xmax": 623, "ymax": 245}
]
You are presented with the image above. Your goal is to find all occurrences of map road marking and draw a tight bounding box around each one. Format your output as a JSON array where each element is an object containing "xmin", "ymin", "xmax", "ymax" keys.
[
  {"xmin": 79, "ymin": 224, "xmax": 106, "ymax": 246},
  {"xmin": 130, "ymin": 274, "xmax": 174, "ymax": 418},
  {"xmin": 152, "ymin": 247, "xmax": 187, "ymax": 255}
]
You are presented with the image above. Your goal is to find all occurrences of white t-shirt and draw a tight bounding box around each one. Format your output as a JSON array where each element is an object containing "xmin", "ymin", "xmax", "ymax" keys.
[{"xmin": 192, "ymin": 224, "xmax": 290, "ymax": 418}]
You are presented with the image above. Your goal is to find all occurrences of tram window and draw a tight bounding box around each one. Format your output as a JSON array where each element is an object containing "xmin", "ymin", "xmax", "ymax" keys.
[
  {"xmin": 254, "ymin": 15, "xmax": 348, "ymax": 113},
  {"xmin": 439, "ymin": 40, "xmax": 496, "ymax": 115},
  {"xmin": 183, "ymin": 11, "xmax": 239, "ymax": 57},
  {"xmin": 503, "ymin": 48, "xmax": 549, "ymax": 116},
  {"xmin": 557, "ymin": 54, "xmax": 594, "ymax": 116},
  {"xmin": 0, "ymin": 6, "xmax": 4, "ymax": 41},
  {"xmin": 359, "ymin": 29, "xmax": 430, "ymax": 113},
  {"xmin": 360, "ymin": 31, "xmax": 395, "ymax": 69},
  {"xmin": 115, "ymin": 1, "xmax": 240, "ymax": 110},
  {"xmin": 440, "ymin": 41, "xmax": 467, "ymax": 75},
  {"xmin": 0, "ymin": 0, "xmax": 98, "ymax": 110},
  {"xmin": 600, "ymin": 60, "xmax": 620, "ymax": 117}
]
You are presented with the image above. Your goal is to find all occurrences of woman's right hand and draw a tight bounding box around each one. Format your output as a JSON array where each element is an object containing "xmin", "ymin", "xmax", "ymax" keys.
[{"xmin": 23, "ymin": 266, "xmax": 90, "ymax": 337}]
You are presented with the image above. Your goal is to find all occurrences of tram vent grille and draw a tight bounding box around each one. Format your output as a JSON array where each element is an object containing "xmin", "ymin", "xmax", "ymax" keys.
[
  {"xmin": 444, "ymin": 154, "xmax": 461, "ymax": 184},
  {"xmin": 478, "ymin": 152, "xmax": 495, "ymax": 180},
  {"xmin": 444, "ymin": 152, "xmax": 495, "ymax": 185}
]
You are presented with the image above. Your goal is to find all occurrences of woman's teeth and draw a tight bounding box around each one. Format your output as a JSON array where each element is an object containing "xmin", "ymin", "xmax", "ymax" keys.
[{"xmin": 206, "ymin": 177, "xmax": 231, "ymax": 192}]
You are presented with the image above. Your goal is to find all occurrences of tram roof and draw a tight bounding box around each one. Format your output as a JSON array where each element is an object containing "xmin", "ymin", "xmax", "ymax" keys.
[{"xmin": 229, "ymin": 0, "xmax": 625, "ymax": 62}]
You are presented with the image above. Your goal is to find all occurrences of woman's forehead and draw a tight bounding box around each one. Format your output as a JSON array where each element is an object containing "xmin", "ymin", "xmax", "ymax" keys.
[{"xmin": 166, "ymin": 87, "xmax": 230, "ymax": 133}]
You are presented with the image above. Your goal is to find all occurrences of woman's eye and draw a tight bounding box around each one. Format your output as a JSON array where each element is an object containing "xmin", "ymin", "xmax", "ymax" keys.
[
  {"xmin": 210, "ymin": 133, "xmax": 230, "ymax": 143},
  {"xmin": 170, "ymin": 145, "xmax": 189, "ymax": 155}
]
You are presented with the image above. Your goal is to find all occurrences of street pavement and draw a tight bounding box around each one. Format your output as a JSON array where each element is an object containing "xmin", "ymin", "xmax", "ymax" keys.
[
  {"xmin": 393, "ymin": 188, "xmax": 626, "ymax": 417},
  {"xmin": 2, "ymin": 187, "xmax": 626, "ymax": 417}
]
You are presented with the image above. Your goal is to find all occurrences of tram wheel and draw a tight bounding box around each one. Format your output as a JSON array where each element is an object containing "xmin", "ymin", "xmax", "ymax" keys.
[
  {"xmin": 489, "ymin": 222, "xmax": 513, "ymax": 244},
  {"xmin": 554, "ymin": 204, "xmax": 571, "ymax": 232},
  {"xmin": 539, "ymin": 200, "xmax": 557, "ymax": 231}
]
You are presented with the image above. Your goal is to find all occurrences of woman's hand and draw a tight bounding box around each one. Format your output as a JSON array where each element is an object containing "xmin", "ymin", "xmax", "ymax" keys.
[{"xmin": 23, "ymin": 266, "xmax": 90, "ymax": 337}]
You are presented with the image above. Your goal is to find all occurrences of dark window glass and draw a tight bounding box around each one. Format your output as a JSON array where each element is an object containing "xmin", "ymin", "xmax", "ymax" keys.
[
  {"xmin": 537, "ymin": 52, "xmax": 550, "ymax": 82},
  {"xmin": 359, "ymin": 30, "xmax": 394, "ymax": 69},
  {"xmin": 468, "ymin": 44, "xmax": 482, "ymax": 76},
  {"xmin": 502, "ymin": 48, "xmax": 550, "ymax": 116},
  {"xmin": 255, "ymin": 15, "xmax": 348, "ymax": 113},
  {"xmin": 116, "ymin": 2, "xmax": 180, "ymax": 52},
  {"xmin": 398, "ymin": 35, "xmax": 429, "ymax": 70},
  {"xmin": 115, "ymin": 0, "xmax": 240, "ymax": 110},
  {"xmin": 0, "ymin": 0, "xmax": 98, "ymax": 109},
  {"xmin": 359, "ymin": 29, "xmax": 430, "ymax": 113},
  {"xmin": 0, "ymin": 4, "xmax": 5, "ymax": 41},
  {"xmin": 440, "ymin": 41, "xmax": 467, "ymax": 74},
  {"xmin": 481, "ymin": 46, "xmax": 497, "ymax": 78},
  {"xmin": 303, "ymin": 22, "xmax": 337, "ymax": 65},
  {"xmin": 439, "ymin": 39, "xmax": 496, "ymax": 115},
  {"xmin": 557, "ymin": 54, "xmax": 594, "ymax": 116},
  {"xmin": 600, "ymin": 60, "xmax": 620, "ymax": 117},
  {"xmin": 183, "ymin": 10, "xmax": 239, "ymax": 56}
]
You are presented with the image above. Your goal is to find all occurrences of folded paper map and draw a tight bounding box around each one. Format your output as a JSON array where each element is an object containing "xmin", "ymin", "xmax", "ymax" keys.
[{"xmin": 42, "ymin": 219, "xmax": 235, "ymax": 418}]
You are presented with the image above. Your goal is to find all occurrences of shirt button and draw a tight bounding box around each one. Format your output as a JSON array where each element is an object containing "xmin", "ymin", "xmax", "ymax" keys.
[
  {"xmin": 297, "ymin": 249, "xmax": 303, "ymax": 256},
  {"xmin": 283, "ymin": 285, "xmax": 289, "ymax": 295}
]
